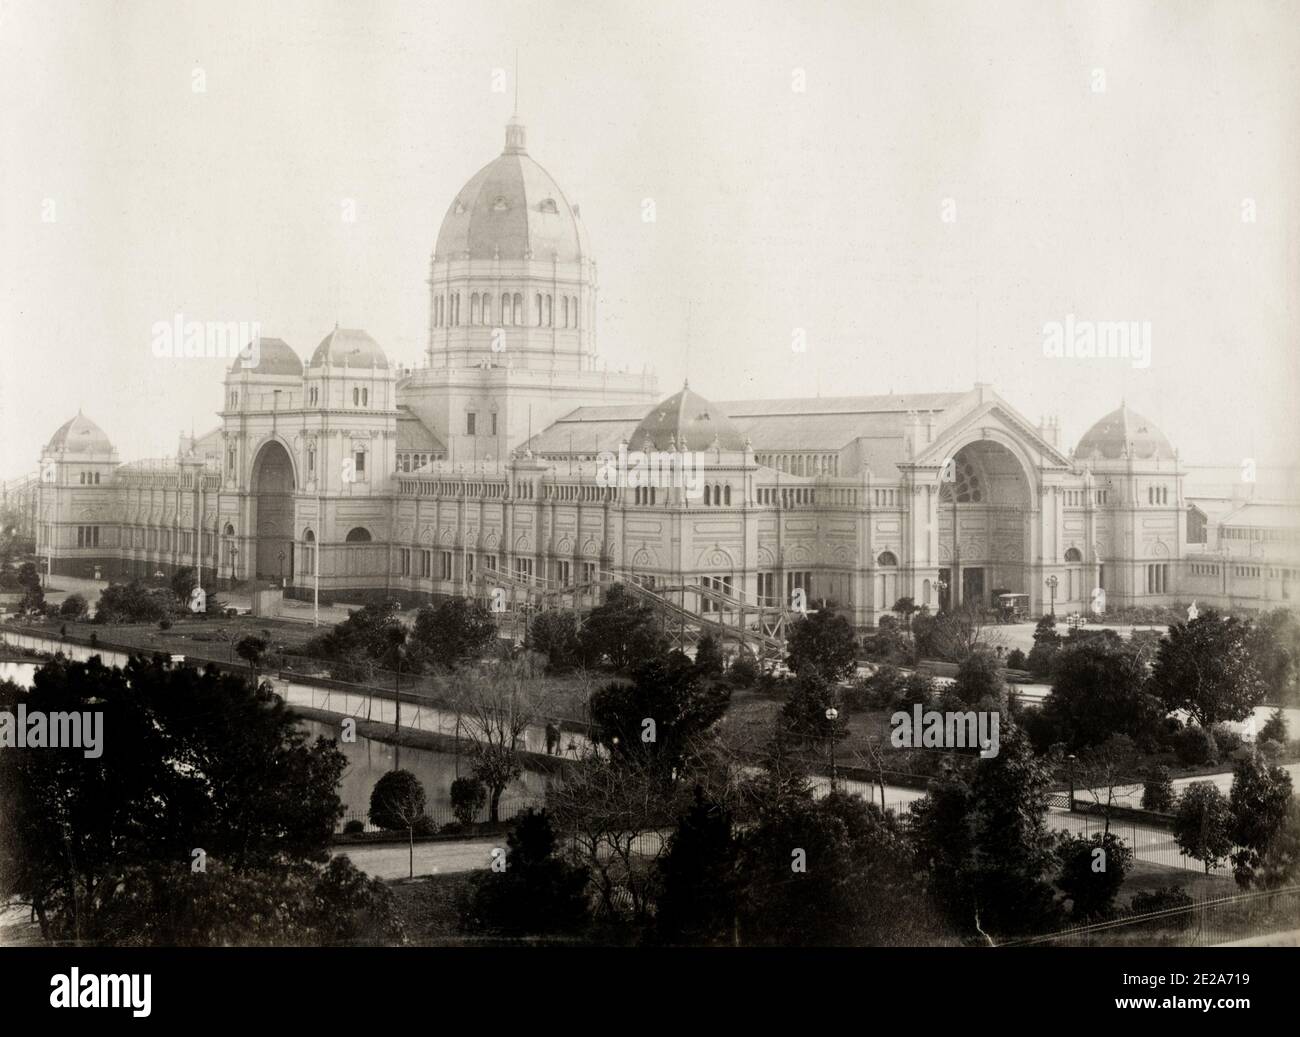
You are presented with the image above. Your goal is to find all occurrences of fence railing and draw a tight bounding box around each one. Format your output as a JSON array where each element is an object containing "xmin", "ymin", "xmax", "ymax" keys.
[
  {"xmin": 337, "ymin": 794, "xmax": 544, "ymax": 834},
  {"xmin": 999, "ymin": 885, "xmax": 1300, "ymax": 947}
]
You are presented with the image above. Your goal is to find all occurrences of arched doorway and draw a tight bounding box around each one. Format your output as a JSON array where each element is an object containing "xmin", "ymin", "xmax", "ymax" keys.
[
  {"xmin": 938, "ymin": 440, "xmax": 1033, "ymax": 609},
  {"xmin": 251, "ymin": 441, "xmax": 296, "ymax": 581}
]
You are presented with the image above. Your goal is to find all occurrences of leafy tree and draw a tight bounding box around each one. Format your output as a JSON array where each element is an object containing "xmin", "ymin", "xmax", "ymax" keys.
[
  {"xmin": 577, "ymin": 583, "xmax": 668, "ymax": 670},
  {"xmin": 170, "ymin": 566, "xmax": 196, "ymax": 603},
  {"xmin": 1056, "ymin": 831, "xmax": 1134, "ymax": 921},
  {"xmin": 528, "ymin": 609, "xmax": 580, "ymax": 671},
  {"xmin": 779, "ymin": 671, "xmax": 850, "ymax": 753},
  {"xmin": 234, "ymin": 635, "xmax": 268, "ymax": 678},
  {"xmin": 58, "ymin": 593, "xmax": 88, "ymax": 619},
  {"xmin": 94, "ymin": 580, "xmax": 176, "ymax": 624},
  {"xmin": 1141, "ymin": 765, "xmax": 1176, "ymax": 812},
  {"xmin": 1172, "ymin": 724, "xmax": 1219, "ymax": 767},
  {"xmin": 1151, "ymin": 610, "xmax": 1267, "ymax": 727},
  {"xmin": 1259, "ymin": 707, "xmax": 1289, "ymax": 745},
  {"xmin": 1006, "ymin": 647, "xmax": 1027, "ymax": 670},
  {"xmin": 785, "ymin": 609, "xmax": 857, "ymax": 681},
  {"xmin": 411, "ymin": 596, "xmax": 496, "ymax": 670},
  {"xmin": 891, "ymin": 596, "xmax": 917, "ymax": 628},
  {"xmin": 305, "ymin": 599, "xmax": 404, "ymax": 666},
  {"xmin": 693, "ymin": 634, "xmax": 724, "ymax": 679},
  {"xmin": 953, "ymin": 649, "xmax": 1004, "ymax": 707},
  {"xmin": 17, "ymin": 561, "xmax": 44, "ymax": 614},
  {"xmin": 0, "ymin": 655, "xmax": 347, "ymax": 945},
  {"xmin": 368, "ymin": 769, "xmax": 428, "ymax": 878},
  {"xmin": 655, "ymin": 786, "xmax": 739, "ymax": 945},
  {"xmin": 909, "ymin": 722, "xmax": 1061, "ymax": 938},
  {"xmin": 1248, "ymin": 609, "xmax": 1300, "ymax": 705},
  {"xmin": 460, "ymin": 808, "xmax": 590, "ymax": 937},
  {"xmin": 1228, "ymin": 753, "xmax": 1294, "ymax": 888},
  {"xmin": 588, "ymin": 651, "xmax": 730, "ymax": 773},
  {"xmin": 1172, "ymin": 781, "xmax": 1233, "ymax": 874},
  {"xmin": 1040, "ymin": 640, "xmax": 1162, "ymax": 750},
  {"xmin": 87, "ymin": 856, "xmax": 403, "ymax": 946},
  {"xmin": 1025, "ymin": 613, "xmax": 1060, "ymax": 678},
  {"xmin": 449, "ymin": 776, "xmax": 487, "ymax": 827},
  {"xmin": 726, "ymin": 652, "xmax": 760, "ymax": 688},
  {"xmin": 737, "ymin": 788, "xmax": 933, "ymax": 946}
]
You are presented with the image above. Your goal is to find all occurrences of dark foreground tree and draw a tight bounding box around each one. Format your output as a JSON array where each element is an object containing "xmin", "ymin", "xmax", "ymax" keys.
[
  {"xmin": 0, "ymin": 655, "xmax": 351, "ymax": 945},
  {"xmin": 655, "ymin": 786, "xmax": 739, "ymax": 945},
  {"xmin": 460, "ymin": 808, "xmax": 590, "ymax": 937},
  {"xmin": 909, "ymin": 722, "xmax": 1060, "ymax": 939},
  {"xmin": 1056, "ymin": 831, "xmax": 1134, "ymax": 921},
  {"xmin": 1228, "ymin": 753, "xmax": 1294, "ymax": 888}
]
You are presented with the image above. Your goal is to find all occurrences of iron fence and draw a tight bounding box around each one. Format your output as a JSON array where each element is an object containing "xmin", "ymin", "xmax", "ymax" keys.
[
  {"xmin": 999, "ymin": 885, "xmax": 1300, "ymax": 947},
  {"xmin": 337, "ymin": 793, "xmax": 543, "ymax": 834}
]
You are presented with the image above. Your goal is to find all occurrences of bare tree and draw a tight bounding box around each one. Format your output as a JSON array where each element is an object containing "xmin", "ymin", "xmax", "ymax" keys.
[
  {"xmin": 451, "ymin": 660, "xmax": 553, "ymax": 821},
  {"xmin": 1069, "ymin": 735, "xmax": 1142, "ymax": 836}
]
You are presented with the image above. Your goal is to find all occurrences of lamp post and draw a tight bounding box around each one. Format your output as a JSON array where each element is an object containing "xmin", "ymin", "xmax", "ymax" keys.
[
  {"xmin": 1045, "ymin": 574, "xmax": 1059, "ymax": 617},
  {"xmin": 229, "ymin": 546, "xmax": 239, "ymax": 586},
  {"xmin": 825, "ymin": 705, "xmax": 840, "ymax": 791},
  {"xmin": 278, "ymin": 549, "xmax": 285, "ymax": 588},
  {"xmin": 935, "ymin": 576, "xmax": 948, "ymax": 613},
  {"xmin": 1066, "ymin": 752, "xmax": 1077, "ymax": 812}
]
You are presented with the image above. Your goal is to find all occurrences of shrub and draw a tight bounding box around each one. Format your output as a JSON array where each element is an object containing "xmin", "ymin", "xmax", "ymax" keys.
[
  {"xmin": 1006, "ymin": 647, "xmax": 1027, "ymax": 670},
  {"xmin": 158, "ymin": 619, "xmax": 172, "ymax": 631},
  {"xmin": 59, "ymin": 593, "xmax": 89, "ymax": 619},
  {"xmin": 1211, "ymin": 723, "xmax": 1245, "ymax": 757},
  {"xmin": 1141, "ymin": 765, "xmax": 1176, "ymax": 812},
  {"xmin": 343, "ymin": 819, "xmax": 365, "ymax": 835},
  {"xmin": 1172, "ymin": 725, "xmax": 1218, "ymax": 767},
  {"xmin": 726, "ymin": 653, "xmax": 759, "ymax": 688},
  {"xmin": 1259, "ymin": 708, "xmax": 1289, "ymax": 745},
  {"xmin": 367, "ymin": 770, "xmax": 427, "ymax": 832},
  {"xmin": 450, "ymin": 776, "xmax": 488, "ymax": 827},
  {"xmin": 1056, "ymin": 831, "xmax": 1134, "ymax": 921},
  {"xmin": 1129, "ymin": 885, "xmax": 1193, "ymax": 928},
  {"xmin": 1258, "ymin": 738, "xmax": 1284, "ymax": 761}
]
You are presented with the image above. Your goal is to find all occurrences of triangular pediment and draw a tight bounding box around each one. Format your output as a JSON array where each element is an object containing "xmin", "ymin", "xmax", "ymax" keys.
[{"xmin": 909, "ymin": 390, "xmax": 1072, "ymax": 471}]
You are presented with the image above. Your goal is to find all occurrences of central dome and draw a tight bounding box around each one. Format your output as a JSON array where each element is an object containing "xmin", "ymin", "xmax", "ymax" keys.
[
  {"xmin": 434, "ymin": 119, "xmax": 589, "ymax": 263},
  {"xmin": 630, "ymin": 385, "xmax": 748, "ymax": 452}
]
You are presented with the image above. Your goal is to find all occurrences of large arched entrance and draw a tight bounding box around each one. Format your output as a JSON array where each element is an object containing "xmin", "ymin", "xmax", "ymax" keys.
[
  {"xmin": 937, "ymin": 439, "xmax": 1033, "ymax": 609},
  {"xmin": 250, "ymin": 441, "xmax": 296, "ymax": 581}
]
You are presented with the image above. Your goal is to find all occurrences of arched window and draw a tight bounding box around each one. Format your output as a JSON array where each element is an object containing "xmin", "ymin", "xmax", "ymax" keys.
[
  {"xmin": 1064, "ymin": 547, "xmax": 1083, "ymax": 562},
  {"xmin": 470, "ymin": 294, "xmax": 480, "ymax": 324},
  {"xmin": 513, "ymin": 293, "xmax": 523, "ymax": 325},
  {"xmin": 352, "ymin": 387, "xmax": 359, "ymax": 405},
  {"xmin": 562, "ymin": 296, "xmax": 569, "ymax": 327},
  {"xmin": 536, "ymin": 293, "xmax": 544, "ymax": 325},
  {"xmin": 345, "ymin": 527, "xmax": 372, "ymax": 543},
  {"xmin": 723, "ymin": 484, "xmax": 731, "ymax": 506},
  {"xmin": 877, "ymin": 551, "xmax": 898, "ymax": 567},
  {"xmin": 502, "ymin": 293, "xmax": 512, "ymax": 326},
  {"xmin": 703, "ymin": 485, "xmax": 711, "ymax": 506}
]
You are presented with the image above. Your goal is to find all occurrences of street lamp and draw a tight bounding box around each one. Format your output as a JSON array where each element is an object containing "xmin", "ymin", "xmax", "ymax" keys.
[
  {"xmin": 825, "ymin": 706, "xmax": 840, "ymax": 791},
  {"xmin": 1045, "ymin": 574, "xmax": 1059, "ymax": 617},
  {"xmin": 1066, "ymin": 752, "xmax": 1077, "ymax": 812},
  {"xmin": 278, "ymin": 550, "xmax": 286, "ymax": 588}
]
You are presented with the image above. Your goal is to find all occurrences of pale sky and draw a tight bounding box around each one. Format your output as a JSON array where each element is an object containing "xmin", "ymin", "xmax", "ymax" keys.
[{"xmin": 2, "ymin": 0, "xmax": 1298, "ymax": 474}]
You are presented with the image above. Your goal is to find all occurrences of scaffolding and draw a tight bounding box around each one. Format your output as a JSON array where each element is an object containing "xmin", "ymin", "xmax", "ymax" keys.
[{"xmin": 474, "ymin": 563, "xmax": 794, "ymax": 664}]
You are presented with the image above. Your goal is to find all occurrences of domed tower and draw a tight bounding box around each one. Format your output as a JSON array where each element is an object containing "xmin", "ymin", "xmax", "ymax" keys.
[
  {"xmin": 428, "ymin": 116, "xmax": 595, "ymax": 372},
  {"xmin": 37, "ymin": 411, "xmax": 119, "ymax": 577},
  {"xmin": 1074, "ymin": 402, "xmax": 1184, "ymax": 606},
  {"xmin": 401, "ymin": 116, "xmax": 656, "ymax": 465}
]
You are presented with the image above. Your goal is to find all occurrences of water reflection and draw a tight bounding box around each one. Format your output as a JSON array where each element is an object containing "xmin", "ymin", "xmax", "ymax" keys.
[{"xmin": 298, "ymin": 717, "xmax": 549, "ymax": 829}]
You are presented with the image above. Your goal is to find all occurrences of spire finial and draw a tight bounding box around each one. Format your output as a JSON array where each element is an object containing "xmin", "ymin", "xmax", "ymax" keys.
[{"xmin": 513, "ymin": 49, "xmax": 519, "ymax": 117}]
